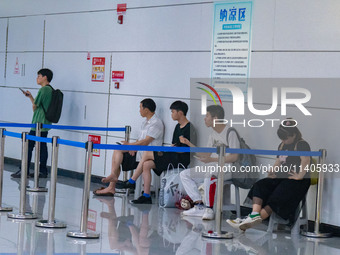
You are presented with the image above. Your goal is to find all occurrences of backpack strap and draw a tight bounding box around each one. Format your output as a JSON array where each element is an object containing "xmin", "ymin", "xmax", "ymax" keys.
[
  {"xmin": 47, "ymin": 84, "xmax": 55, "ymax": 90},
  {"xmin": 41, "ymin": 84, "xmax": 54, "ymax": 114},
  {"xmin": 279, "ymin": 142, "xmax": 284, "ymax": 150},
  {"xmin": 226, "ymin": 127, "xmax": 241, "ymax": 146},
  {"xmin": 293, "ymin": 139, "xmax": 305, "ymax": 151}
]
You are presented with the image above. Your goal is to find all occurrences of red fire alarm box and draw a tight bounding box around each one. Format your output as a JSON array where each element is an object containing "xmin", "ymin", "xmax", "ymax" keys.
[
  {"xmin": 117, "ymin": 3, "xmax": 126, "ymax": 24},
  {"xmin": 118, "ymin": 15, "xmax": 123, "ymax": 24}
]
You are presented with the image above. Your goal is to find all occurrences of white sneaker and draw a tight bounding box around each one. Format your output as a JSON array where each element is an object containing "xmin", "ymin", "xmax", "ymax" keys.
[
  {"xmin": 202, "ymin": 208, "xmax": 214, "ymax": 220},
  {"xmin": 182, "ymin": 204, "xmax": 205, "ymax": 217},
  {"xmin": 226, "ymin": 218, "xmax": 245, "ymax": 230},
  {"xmin": 239, "ymin": 214, "xmax": 262, "ymax": 231}
]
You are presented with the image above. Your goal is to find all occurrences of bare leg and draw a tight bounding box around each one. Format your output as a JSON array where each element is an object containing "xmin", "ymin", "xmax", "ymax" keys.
[
  {"xmin": 142, "ymin": 160, "xmax": 156, "ymax": 195},
  {"xmin": 260, "ymin": 208, "xmax": 270, "ymax": 220},
  {"xmin": 102, "ymin": 150, "xmax": 125, "ymax": 183},
  {"xmin": 130, "ymin": 151, "xmax": 155, "ymax": 181},
  {"xmin": 253, "ymin": 203, "xmax": 262, "ymax": 213},
  {"xmin": 252, "ymin": 197, "xmax": 271, "ymax": 219},
  {"xmin": 95, "ymin": 150, "xmax": 126, "ymax": 195}
]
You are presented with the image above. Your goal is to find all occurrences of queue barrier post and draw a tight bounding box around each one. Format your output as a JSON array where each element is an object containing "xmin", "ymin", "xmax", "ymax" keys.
[
  {"xmin": 301, "ymin": 149, "xmax": 332, "ymax": 238},
  {"xmin": 123, "ymin": 125, "xmax": 131, "ymax": 181},
  {"xmin": 124, "ymin": 125, "xmax": 131, "ymax": 142},
  {"xmin": 0, "ymin": 128, "xmax": 13, "ymax": 211},
  {"xmin": 36, "ymin": 136, "xmax": 67, "ymax": 228},
  {"xmin": 202, "ymin": 144, "xmax": 233, "ymax": 239},
  {"xmin": 27, "ymin": 123, "xmax": 48, "ymax": 192},
  {"xmin": 67, "ymin": 141, "xmax": 100, "ymax": 239},
  {"xmin": 8, "ymin": 132, "xmax": 37, "ymax": 219}
]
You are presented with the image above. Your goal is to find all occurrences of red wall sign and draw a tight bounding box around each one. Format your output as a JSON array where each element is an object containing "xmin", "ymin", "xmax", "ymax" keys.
[
  {"xmin": 117, "ymin": 3, "xmax": 127, "ymax": 14},
  {"xmin": 112, "ymin": 71, "xmax": 125, "ymax": 81},
  {"xmin": 88, "ymin": 135, "xmax": 101, "ymax": 157}
]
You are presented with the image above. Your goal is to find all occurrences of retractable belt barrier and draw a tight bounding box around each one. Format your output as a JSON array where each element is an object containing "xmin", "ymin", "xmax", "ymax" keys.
[
  {"xmin": 0, "ymin": 123, "xmax": 328, "ymax": 240},
  {"xmin": 42, "ymin": 124, "xmax": 126, "ymax": 132}
]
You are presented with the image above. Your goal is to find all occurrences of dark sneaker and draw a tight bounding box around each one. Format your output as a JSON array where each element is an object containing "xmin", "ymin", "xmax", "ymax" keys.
[
  {"xmin": 11, "ymin": 170, "xmax": 29, "ymax": 178},
  {"xmin": 130, "ymin": 195, "xmax": 152, "ymax": 204},
  {"xmin": 116, "ymin": 180, "xmax": 136, "ymax": 190},
  {"xmin": 28, "ymin": 172, "xmax": 48, "ymax": 178}
]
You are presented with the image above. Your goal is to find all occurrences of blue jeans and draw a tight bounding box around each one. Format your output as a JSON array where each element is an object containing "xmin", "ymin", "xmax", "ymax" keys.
[{"xmin": 27, "ymin": 129, "xmax": 48, "ymax": 175}]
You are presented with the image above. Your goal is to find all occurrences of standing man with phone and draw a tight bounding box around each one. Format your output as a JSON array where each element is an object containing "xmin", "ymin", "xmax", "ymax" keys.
[{"xmin": 11, "ymin": 68, "xmax": 54, "ymax": 178}]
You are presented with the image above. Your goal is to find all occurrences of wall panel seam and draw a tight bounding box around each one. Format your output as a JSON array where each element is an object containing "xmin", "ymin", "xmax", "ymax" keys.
[{"xmin": 0, "ymin": 2, "xmax": 212, "ymax": 19}]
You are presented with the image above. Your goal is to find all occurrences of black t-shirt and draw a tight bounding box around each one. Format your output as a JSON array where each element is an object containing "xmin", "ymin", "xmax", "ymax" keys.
[
  {"xmin": 172, "ymin": 122, "xmax": 197, "ymax": 146},
  {"xmin": 172, "ymin": 122, "xmax": 197, "ymax": 166},
  {"xmin": 276, "ymin": 140, "xmax": 311, "ymax": 178}
]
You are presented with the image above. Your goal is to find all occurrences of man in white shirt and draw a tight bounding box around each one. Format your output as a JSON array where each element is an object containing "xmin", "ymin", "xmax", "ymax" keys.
[
  {"xmin": 93, "ymin": 98, "xmax": 164, "ymax": 196},
  {"xmin": 180, "ymin": 105, "xmax": 240, "ymax": 220}
]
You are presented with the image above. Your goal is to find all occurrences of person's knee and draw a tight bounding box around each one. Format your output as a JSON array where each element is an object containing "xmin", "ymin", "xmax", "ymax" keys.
[
  {"xmin": 143, "ymin": 161, "xmax": 153, "ymax": 171},
  {"xmin": 113, "ymin": 150, "xmax": 123, "ymax": 157}
]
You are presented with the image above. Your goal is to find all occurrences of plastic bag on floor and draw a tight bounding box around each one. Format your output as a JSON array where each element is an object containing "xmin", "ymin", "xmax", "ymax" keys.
[{"xmin": 159, "ymin": 164, "xmax": 187, "ymax": 208}]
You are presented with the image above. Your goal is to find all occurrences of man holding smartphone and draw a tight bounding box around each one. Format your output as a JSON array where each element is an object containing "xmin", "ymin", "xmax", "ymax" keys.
[{"xmin": 11, "ymin": 68, "xmax": 53, "ymax": 178}]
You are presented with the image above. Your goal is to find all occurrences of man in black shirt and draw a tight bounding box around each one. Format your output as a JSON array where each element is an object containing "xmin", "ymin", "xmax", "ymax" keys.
[{"xmin": 117, "ymin": 101, "xmax": 197, "ymax": 204}]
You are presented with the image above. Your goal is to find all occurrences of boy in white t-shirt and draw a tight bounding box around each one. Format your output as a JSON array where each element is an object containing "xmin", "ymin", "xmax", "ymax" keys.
[{"xmin": 179, "ymin": 105, "xmax": 240, "ymax": 220}]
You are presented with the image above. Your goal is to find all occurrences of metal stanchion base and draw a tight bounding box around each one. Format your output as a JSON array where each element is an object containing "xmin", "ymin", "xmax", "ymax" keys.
[
  {"xmin": 202, "ymin": 231, "xmax": 233, "ymax": 239},
  {"xmin": 36, "ymin": 220, "xmax": 67, "ymax": 228},
  {"xmin": 7, "ymin": 212, "xmax": 37, "ymax": 219},
  {"xmin": 27, "ymin": 187, "xmax": 48, "ymax": 192},
  {"xmin": 0, "ymin": 206, "xmax": 13, "ymax": 212},
  {"xmin": 301, "ymin": 231, "xmax": 332, "ymax": 238},
  {"xmin": 67, "ymin": 231, "xmax": 100, "ymax": 239}
]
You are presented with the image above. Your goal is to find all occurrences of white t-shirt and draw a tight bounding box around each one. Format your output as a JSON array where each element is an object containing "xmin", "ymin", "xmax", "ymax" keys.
[
  {"xmin": 137, "ymin": 114, "xmax": 164, "ymax": 161},
  {"xmin": 206, "ymin": 125, "xmax": 240, "ymax": 159}
]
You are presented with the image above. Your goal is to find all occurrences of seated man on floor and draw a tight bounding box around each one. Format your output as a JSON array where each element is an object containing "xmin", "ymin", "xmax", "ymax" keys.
[
  {"xmin": 93, "ymin": 98, "xmax": 164, "ymax": 196},
  {"xmin": 117, "ymin": 100, "xmax": 197, "ymax": 204},
  {"xmin": 179, "ymin": 105, "xmax": 239, "ymax": 220}
]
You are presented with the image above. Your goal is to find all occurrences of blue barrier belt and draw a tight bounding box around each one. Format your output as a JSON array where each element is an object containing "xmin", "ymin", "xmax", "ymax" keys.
[
  {"xmin": 58, "ymin": 139, "xmax": 86, "ymax": 148},
  {"xmin": 93, "ymin": 144, "xmax": 194, "ymax": 152},
  {"xmin": 0, "ymin": 123, "xmax": 35, "ymax": 128},
  {"xmin": 93, "ymin": 144, "xmax": 321, "ymax": 157},
  {"xmin": 3, "ymin": 130, "xmax": 22, "ymax": 139},
  {"xmin": 226, "ymin": 148, "xmax": 322, "ymax": 157},
  {"xmin": 26, "ymin": 135, "xmax": 52, "ymax": 144},
  {"xmin": 0, "ymin": 128, "xmax": 324, "ymax": 157},
  {"xmin": 43, "ymin": 124, "xmax": 126, "ymax": 132}
]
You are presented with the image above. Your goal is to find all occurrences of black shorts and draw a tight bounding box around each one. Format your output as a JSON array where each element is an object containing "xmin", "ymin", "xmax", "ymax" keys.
[
  {"xmin": 153, "ymin": 151, "xmax": 180, "ymax": 176},
  {"xmin": 121, "ymin": 152, "xmax": 139, "ymax": 171}
]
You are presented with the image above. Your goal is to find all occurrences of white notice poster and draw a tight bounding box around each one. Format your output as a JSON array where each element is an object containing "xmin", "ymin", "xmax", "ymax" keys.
[{"xmin": 211, "ymin": 1, "xmax": 253, "ymax": 95}]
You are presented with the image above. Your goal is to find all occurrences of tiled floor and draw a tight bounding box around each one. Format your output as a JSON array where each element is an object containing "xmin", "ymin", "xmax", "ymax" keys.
[{"xmin": 1, "ymin": 163, "xmax": 340, "ymax": 254}]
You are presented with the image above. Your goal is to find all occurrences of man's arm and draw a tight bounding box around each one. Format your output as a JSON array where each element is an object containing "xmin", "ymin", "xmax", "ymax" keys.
[
  {"xmin": 222, "ymin": 130, "xmax": 240, "ymax": 164},
  {"xmin": 224, "ymin": 153, "xmax": 238, "ymax": 163},
  {"xmin": 122, "ymin": 136, "xmax": 154, "ymax": 146},
  {"xmin": 179, "ymin": 136, "xmax": 212, "ymax": 159},
  {"xmin": 23, "ymin": 90, "xmax": 37, "ymax": 111}
]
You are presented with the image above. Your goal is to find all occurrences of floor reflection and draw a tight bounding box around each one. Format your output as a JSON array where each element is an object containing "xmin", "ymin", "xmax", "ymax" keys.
[{"xmin": 1, "ymin": 165, "xmax": 340, "ymax": 255}]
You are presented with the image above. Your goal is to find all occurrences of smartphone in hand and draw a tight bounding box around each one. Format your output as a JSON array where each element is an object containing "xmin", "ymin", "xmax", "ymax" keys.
[{"xmin": 19, "ymin": 88, "xmax": 27, "ymax": 96}]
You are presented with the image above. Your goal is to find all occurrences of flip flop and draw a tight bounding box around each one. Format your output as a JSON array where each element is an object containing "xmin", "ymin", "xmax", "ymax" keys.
[{"xmin": 93, "ymin": 187, "xmax": 115, "ymax": 197}]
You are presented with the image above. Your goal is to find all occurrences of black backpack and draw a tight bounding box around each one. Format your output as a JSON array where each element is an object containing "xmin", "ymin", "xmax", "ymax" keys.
[
  {"xmin": 227, "ymin": 127, "xmax": 258, "ymax": 189},
  {"xmin": 43, "ymin": 85, "xmax": 63, "ymax": 123}
]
